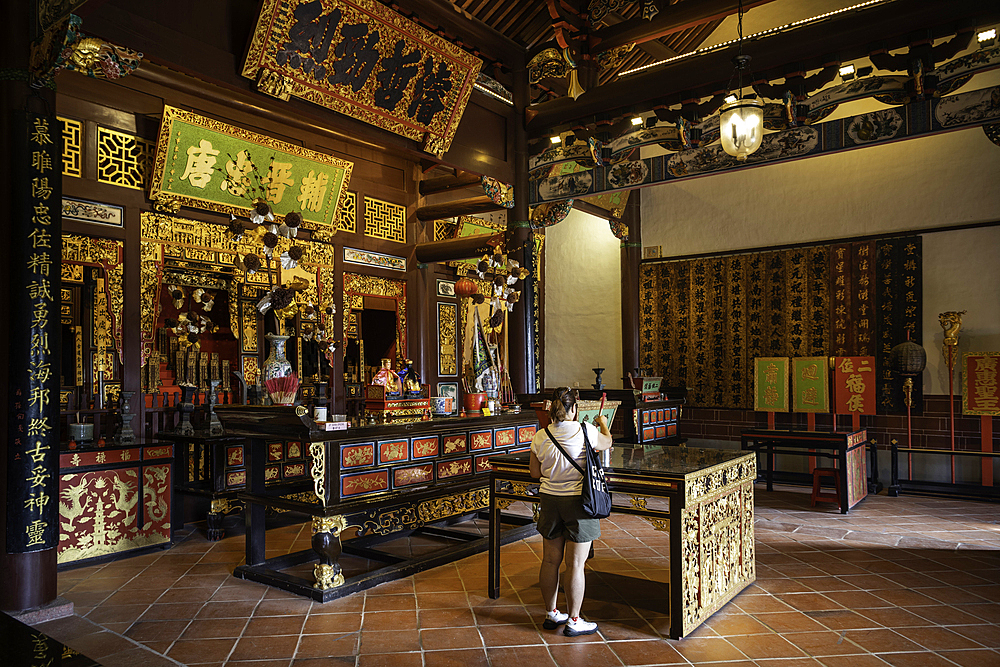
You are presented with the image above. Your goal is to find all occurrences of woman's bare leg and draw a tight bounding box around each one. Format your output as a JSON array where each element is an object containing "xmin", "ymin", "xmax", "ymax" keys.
[
  {"xmin": 563, "ymin": 540, "xmax": 591, "ymax": 618},
  {"xmin": 539, "ymin": 536, "xmax": 566, "ymax": 611}
]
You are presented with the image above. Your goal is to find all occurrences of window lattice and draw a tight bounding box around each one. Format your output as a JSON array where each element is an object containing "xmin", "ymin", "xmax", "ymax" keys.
[
  {"xmin": 96, "ymin": 126, "xmax": 152, "ymax": 190},
  {"xmin": 364, "ymin": 196, "xmax": 406, "ymax": 243},
  {"xmin": 336, "ymin": 191, "xmax": 356, "ymax": 233},
  {"xmin": 59, "ymin": 117, "xmax": 82, "ymax": 178}
]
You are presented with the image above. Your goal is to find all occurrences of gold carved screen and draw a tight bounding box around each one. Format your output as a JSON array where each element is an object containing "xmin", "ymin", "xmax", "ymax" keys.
[
  {"xmin": 61, "ymin": 235, "xmax": 124, "ymax": 364},
  {"xmin": 139, "ymin": 212, "xmax": 337, "ymax": 378},
  {"xmin": 342, "ymin": 273, "xmax": 407, "ymax": 367}
]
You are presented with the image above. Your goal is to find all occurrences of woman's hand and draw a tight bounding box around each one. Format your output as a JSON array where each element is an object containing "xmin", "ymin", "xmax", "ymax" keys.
[{"xmin": 591, "ymin": 416, "xmax": 614, "ymax": 451}]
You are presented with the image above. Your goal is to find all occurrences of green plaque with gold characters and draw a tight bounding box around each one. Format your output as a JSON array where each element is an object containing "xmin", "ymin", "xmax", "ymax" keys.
[
  {"xmin": 792, "ymin": 356, "xmax": 830, "ymax": 413},
  {"xmin": 753, "ymin": 357, "xmax": 789, "ymax": 412},
  {"xmin": 149, "ymin": 105, "xmax": 353, "ymax": 229}
]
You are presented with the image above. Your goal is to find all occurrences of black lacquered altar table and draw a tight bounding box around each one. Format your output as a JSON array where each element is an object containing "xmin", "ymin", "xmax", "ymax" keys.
[
  {"xmin": 740, "ymin": 429, "xmax": 871, "ymax": 513},
  {"xmin": 487, "ymin": 445, "xmax": 757, "ymax": 640}
]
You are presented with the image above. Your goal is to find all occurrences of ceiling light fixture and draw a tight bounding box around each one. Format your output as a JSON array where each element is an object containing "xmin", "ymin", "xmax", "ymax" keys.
[
  {"xmin": 631, "ymin": 116, "xmax": 643, "ymax": 126},
  {"xmin": 720, "ymin": 0, "xmax": 764, "ymax": 162},
  {"xmin": 839, "ymin": 64, "xmax": 856, "ymax": 81},
  {"xmin": 550, "ymin": 135, "xmax": 562, "ymax": 144},
  {"xmin": 979, "ymin": 28, "xmax": 997, "ymax": 48}
]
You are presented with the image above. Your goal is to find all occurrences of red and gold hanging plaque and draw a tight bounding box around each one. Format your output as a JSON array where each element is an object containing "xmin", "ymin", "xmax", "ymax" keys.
[
  {"xmin": 963, "ymin": 352, "xmax": 1000, "ymax": 416},
  {"xmin": 833, "ymin": 356, "xmax": 876, "ymax": 415},
  {"xmin": 242, "ymin": 0, "xmax": 482, "ymax": 157}
]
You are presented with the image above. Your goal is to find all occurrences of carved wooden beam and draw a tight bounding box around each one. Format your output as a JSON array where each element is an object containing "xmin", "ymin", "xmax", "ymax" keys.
[
  {"xmin": 414, "ymin": 233, "xmax": 504, "ymax": 264},
  {"xmin": 527, "ymin": 0, "xmax": 998, "ymax": 138},
  {"xmin": 415, "ymin": 196, "xmax": 503, "ymax": 222},
  {"xmin": 589, "ymin": 0, "xmax": 777, "ymax": 54},
  {"xmin": 419, "ymin": 171, "xmax": 482, "ymax": 196}
]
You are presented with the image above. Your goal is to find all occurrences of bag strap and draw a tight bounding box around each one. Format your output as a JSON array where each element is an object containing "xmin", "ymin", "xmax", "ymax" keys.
[{"xmin": 544, "ymin": 426, "xmax": 586, "ymax": 476}]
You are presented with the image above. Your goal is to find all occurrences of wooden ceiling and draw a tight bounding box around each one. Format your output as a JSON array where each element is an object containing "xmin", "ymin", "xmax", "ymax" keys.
[{"xmin": 442, "ymin": 0, "xmax": 724, "ymax": 84}]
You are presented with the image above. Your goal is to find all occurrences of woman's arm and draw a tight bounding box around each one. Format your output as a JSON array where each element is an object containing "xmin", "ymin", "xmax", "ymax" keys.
[
  {"xmin": 590, "ymin": 416, "xmax": 614, "ymax": 451},
  {"xmin": 529, "ymin": 450, "xmax": 542, "ymax": 479}
]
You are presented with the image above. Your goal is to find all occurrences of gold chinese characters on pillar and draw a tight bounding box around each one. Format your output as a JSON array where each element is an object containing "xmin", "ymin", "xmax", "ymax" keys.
[
  {"xmin": 241, "ymin": 0, "xmax": 482, "ymax": 158},
  {"xmin": 149, "ymin": 105, "xmax": 353, "ymax": 229}
]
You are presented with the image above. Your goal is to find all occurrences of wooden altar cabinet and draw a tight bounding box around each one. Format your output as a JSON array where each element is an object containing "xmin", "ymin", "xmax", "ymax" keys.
[
  {"xmin": 214, "ymin": 405, "xmax": 539, "ymax": 601},
  {"xmin": 740, "ymin": 429, "xmax": 871, "ymax": 513},
  {"xmin": 487, "ymin": 445, "xmax": 756, "ymax": 640}
]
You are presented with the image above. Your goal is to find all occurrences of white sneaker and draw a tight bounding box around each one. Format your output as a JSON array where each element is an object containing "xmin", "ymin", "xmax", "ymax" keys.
[
  {"xmin": 563, "ymin": 616, "xmax": 598, "ymax": 636},
  {"xmin": 542, "ymin": 608, "xmax": 569, "ymax": 629}
]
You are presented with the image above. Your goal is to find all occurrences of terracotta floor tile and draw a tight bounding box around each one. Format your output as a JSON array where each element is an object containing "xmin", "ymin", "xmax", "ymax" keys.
[
  {"xmin": 294, "ymin": 631, "xmax": 361, "ymax": 658},
  {"xmin": 817, "ymin": 655, "xmax": 895, "ymax": 667},
  {"xmin": 84, "ymin": 603, "xmax": 149, "ymax": 624},
  {"xmin": 359, "ymin": 628, "xmax": 421, "ymax": 653},
  {"xmin": 858, "ymin": 607, "xmax": 935, "ymax": 628},
  {"xmin": 754, "ymin": 659, "xmax": 825, "ymax": 667},
  {"xmin": 733, "ymin": 594, "xmax": 796, "ymax": 614},
  {"xmin": 704, "ymin": 613, "xmax": 772, "ymax": 636},
  {"xmin": 478, "ymin": 623, "xmax": 547, "ymax": 647},
  {"xmin": 179, "ymin": 618, "xmax": 248, "ymax": 639},
  {"xmin": 358, "ymin": 652, "xmax": 423, "ymax": 667},
  {"xmin": 844, "ymin": 629, "xmax": 926, "ymax": 653},
  {"xmin": 419, "ymin": 607, "xmax": 477, "ymax": 629},
  {"xmin": 594, "ymin": 617, "xmax": 660, "ymax": 641},
  {"xmin": 875, "ymin": 652, "xmax": 961, "ymax": 667},
  {"xmin": 783, "ymin": 630, "xmax": 869, "ymax": 656},
  {"xmin": 361, "ymin": 593, "xmax": 419, "ymax": 612},
  {"xmin": 195, "ymin": 600, "xmax": 259, "ymax": 619},
  {"xmin": 310, "ymin": 595, "xmax": 365, "ymax": 614},
  {"xmin": 421, "ymin": 626, "xmax": 487, "ymax": 650},
  {"xmin": 905, "ymin": 604, "xmax": 989, "ymax": 626},
  {"xmin": 755, "ymin": 578, "xmax": 816, "ymax": 594},
  {"xmin": 245, "ymin": 614, "xmax": 306, "ymax": 636},
  {"xmin": 727, "ymin": 633, "xmax": 807, "ymax": 659},
  {"xmin": 936, "ymin": 649, "xmax": 1000, "ymax": 667},
  {"xmin": 823, "ymin": 590, "xmax": 895, "ymax": 608},
  {"xmin": 228, "ymin": 661, "xmax": 293, "ymax": 667},
  {"xmin": 777, "ymin": 592, "xmax": 844, "ymax": 612},
  {"xmin": 958, "ymin": 603, "xmax": 1000, "ymax": 624},
  {"xmin": 894, "ymin": 626, "xmax": 985, "ymax": 651},
  {"xmin": 487, "ymin": 645, "xmax": 560, "ymax": 667},
  {"xmin": 137, "ymin": 601, "xmax": 204, "ymax": 621},
  {"xmin": 123, "ymin": 619, "xmax": 189, "ymax": 643},
  {"xmin": 228, "ymin": 634, "xmax": 299, "ymax": 661},
  {"xmin": 753, "ymin": 611, "xmax": 829, "ymax": 633},
  {"xmin": 949, "ymin": 624, "xmax": 1000, "ymax": 650},
  {"xmin": 607, "ymin": 639, "xmax": 687, "ymax": 665},
  {"xmin": 166, "ymin": 638, "xmax": 237, "ymax": 664},
  {"xmin": 547, "ymin": 642, "xmax": 627, "ymax": 667},
  {"xmin": 671, "ymin": 636, "xmax": 747, "ymax": 663},
  {"xmin": 254, "ymin": 597, "xmax": 315, "ymax": 616},
  {"xmin": 422, "ymin": 647, "xmax": 490, "ymax": 667},
  {"xmin": 474, "ymin": 604, "xmax": 534, "ymax": 625}
]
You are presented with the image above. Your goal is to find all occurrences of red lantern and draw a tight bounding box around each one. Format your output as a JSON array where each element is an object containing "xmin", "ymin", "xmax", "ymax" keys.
[{"xmin": 455, "ymin": 276, "xmax": 478, "ymax": 298}]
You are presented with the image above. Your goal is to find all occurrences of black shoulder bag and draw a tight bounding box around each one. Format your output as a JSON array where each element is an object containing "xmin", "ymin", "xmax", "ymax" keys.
[{"xmin": 544, "ymin": 424, "xmax": 612, "ymax": 519}]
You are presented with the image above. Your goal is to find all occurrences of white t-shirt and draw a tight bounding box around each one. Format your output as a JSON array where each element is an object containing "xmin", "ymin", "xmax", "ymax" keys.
[{"xmin": 531, "ymin": 420, "xmax": 599, "ymax": 496}]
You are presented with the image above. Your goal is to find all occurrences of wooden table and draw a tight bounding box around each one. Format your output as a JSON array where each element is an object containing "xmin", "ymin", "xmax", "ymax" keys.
[
  {"xmin": 740, "ymin": 429, "xmax": 871, "ymax": 513},
  {"xmin": 487, "ymin": 445, "xmax": 756, "ymax": 640},
  {"xmin": 215, "ymin": 405, "xmax": 539, "ymax": 602}
]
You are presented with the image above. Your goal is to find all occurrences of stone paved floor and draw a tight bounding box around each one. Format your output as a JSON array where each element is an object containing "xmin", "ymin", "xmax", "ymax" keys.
[{"xmin": 32, "ymin": 486, "xmax": 1000, "ymax": 666}]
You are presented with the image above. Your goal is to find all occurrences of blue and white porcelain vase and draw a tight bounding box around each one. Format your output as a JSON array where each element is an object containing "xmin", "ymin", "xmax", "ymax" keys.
[{"xmin": 262, "ymin": 333, "xmax": 293, "ymax": 382}]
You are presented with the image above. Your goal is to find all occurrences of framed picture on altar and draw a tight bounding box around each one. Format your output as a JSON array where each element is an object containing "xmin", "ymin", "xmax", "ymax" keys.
[{"xmin": 437, "ymin": 382, "xmax": 459, "ymax": 414}]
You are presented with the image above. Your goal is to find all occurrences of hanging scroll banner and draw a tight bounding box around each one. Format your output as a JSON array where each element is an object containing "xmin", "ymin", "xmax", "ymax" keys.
[
  {"xmin": 792, "ymin": 357, "xmax": 830, "ymax": 413},
  {"xmin": 241, "ymin": 0, "xmax": 482, "ymax": 158},
  {"xmin": 963, "ymin": 352, "xmax": 1000, "ymax": 416},
  {"xmin": 753, "ymin": 357, "xmax": 789, "ymax": 412},
  {"xmin": 833, "ymin": 356, "xmax": 877, "ymax": 415},
  {"xmin": 149, "ymin": 105, "xmax": 353, "ymax": 229},
  {"xmin": 8, "ymin": 111, "xmax": 62, "ymax": 553}
]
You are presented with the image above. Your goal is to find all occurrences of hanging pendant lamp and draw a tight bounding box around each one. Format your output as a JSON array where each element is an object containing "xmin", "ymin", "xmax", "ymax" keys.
[{"xmin": 720, "ymin": 1, "xmax": 764, "ymax": 161}]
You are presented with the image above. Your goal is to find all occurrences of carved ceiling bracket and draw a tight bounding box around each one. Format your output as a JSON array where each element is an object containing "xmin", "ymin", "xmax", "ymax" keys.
[{"xmin": 30, "ymin": 14, "xmax": 142, "ymax": 86}]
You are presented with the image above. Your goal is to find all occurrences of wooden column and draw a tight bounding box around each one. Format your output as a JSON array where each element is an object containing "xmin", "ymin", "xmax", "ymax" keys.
[
  {"xmin": 620, "ymin": 191, "xmax": 642, "ymax": 387},
  {"xmin": 507, "ymin": 59, "xmax": 535, "ymax": 395},
  {"xmin": 0, "ymin": 1, "xmax": 59, "ymax": 613}
]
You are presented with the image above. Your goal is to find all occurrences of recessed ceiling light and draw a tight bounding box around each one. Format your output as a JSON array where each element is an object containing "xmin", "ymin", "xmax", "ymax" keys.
[{"xmin": 550, "ymin": 135, "xmax": 561, "ymax": 144}]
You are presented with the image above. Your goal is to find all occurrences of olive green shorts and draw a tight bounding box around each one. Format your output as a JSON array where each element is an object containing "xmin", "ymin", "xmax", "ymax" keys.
[{"xmin": 536, "ymin": 493, "xmax": 601, "ymax": 543}]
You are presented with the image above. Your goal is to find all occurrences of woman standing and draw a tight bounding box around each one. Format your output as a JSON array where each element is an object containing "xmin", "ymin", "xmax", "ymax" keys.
[{"xmin": 529, "ymin": 387, "xmax": 613, "ymax": 636}]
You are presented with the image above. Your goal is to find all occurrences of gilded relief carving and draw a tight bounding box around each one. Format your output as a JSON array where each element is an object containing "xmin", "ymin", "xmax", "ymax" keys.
[
  {"xmin": 140, "ymin": 211, "xmax": 336, "ymax": 363},
  {"xmin": 62, "ymin": 234, "xmax": 124, "ymax": 363},
  {"xmin": 417, "ymin": 489, "xmax": 489, "ymax": 523},
  {"xmin": 438, "ymin": 302, "xmax": 457, "ymax": 376},
  {"xmin": 309, "ymin": 442, "xmax": 326, "ymax": 502}
]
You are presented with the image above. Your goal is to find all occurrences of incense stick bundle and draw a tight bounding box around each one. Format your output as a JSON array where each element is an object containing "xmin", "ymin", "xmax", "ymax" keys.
[{"xmin": 265, "ymin": 373, "xmax": 299, "ymax": 405}]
